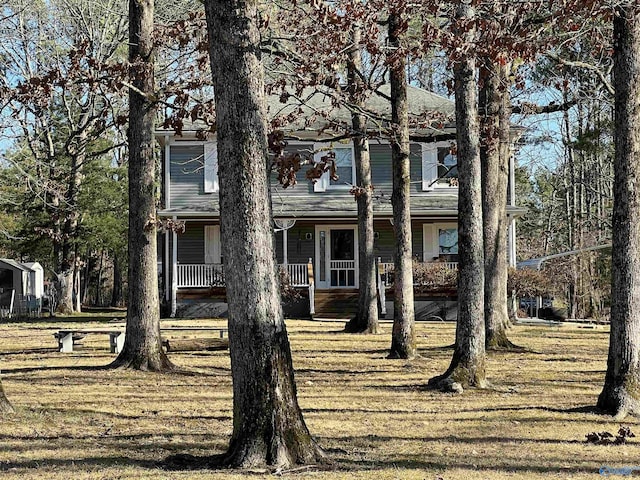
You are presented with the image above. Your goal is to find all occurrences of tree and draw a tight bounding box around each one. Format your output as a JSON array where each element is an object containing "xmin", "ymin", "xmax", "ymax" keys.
[
  {"xmin": 597, "ymin": 1, "xmax": 640, "ymax": 419},
  {"xmin": 429, "ymin": 0, "xmax": 486, "ymax": 391},
  {"xmin": 110, "ymin": 0, "xmax": 174, "ymax": 371},
  {"xmin": 388, "ymin": 2, "xmax": 417, "ymax": 359},
  {"xmin": 202, "ymin": 0, "xmax": 324, "ymax": 467},
  {"xmin": 0, "ymin": 378, "xmax": 13, "ymax": 414},
  {"xmin": 0, "ymin": 0, "xmax": 128, "ymax": 313},
  {"xmin": 480, "ymin": 59, "xmax": 516, "ymax": 349},
  {"xmin": 344, "ymin": 26, "xmax": 379, "ymax": 334}
]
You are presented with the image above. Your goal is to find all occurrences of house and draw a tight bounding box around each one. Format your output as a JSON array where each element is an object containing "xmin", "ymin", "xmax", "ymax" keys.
[
  {"xmin": 157, "ymin": 85, "xmax": 522, "ymax": 319},
  {"xmin": 0, "ymin": 259, "xmax": 44, "ymax": 317}
]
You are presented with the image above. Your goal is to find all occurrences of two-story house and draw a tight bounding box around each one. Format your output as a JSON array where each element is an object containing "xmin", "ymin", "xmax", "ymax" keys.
[{"xmin": 157, "ymin": 85, "xmax": 521, "ymax": 318}]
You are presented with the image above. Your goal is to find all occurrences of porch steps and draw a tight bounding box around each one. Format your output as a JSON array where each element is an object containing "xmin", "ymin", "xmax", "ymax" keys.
[{"xmin": 313, "ymin": 289, "xmax": 359, "ymax": 319}]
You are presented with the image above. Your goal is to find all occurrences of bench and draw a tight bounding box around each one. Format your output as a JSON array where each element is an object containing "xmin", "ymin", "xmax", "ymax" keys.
[
  {"xmin": 55, "ymin": 329, "xmax": 125, "ymax": 353},
  {"xmin": 54, "ymin": 327, "xmax": 227, "ymax": 354}
]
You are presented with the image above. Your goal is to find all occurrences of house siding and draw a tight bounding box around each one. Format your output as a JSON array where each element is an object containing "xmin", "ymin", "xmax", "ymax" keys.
[
  {"xmin": 177, "ymin": 223, "xmax": 205, "ymax": 264},
  {"xmin": 169, "ymin": 144, "xmax": 217, "ymax": 210}
]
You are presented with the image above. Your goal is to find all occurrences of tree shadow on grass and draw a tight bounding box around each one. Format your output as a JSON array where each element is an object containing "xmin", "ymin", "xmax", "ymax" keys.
[{"xmin": 0, "ymin": 455, "xmax": 158, "ymax": 472}]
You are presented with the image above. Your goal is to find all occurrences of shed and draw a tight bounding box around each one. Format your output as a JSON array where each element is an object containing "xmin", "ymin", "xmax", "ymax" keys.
[{"xmin": 0, "ymin": 259, "xmax": 33, "ymax": 297}]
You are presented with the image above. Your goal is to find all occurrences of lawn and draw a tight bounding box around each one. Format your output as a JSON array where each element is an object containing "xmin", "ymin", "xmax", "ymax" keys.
[{"xmin": 0, "ymin": 316, "xmax": 636, "ymax": 479}]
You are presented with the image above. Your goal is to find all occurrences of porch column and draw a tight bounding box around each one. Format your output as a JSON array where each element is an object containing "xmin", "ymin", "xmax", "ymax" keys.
[
  {"xmin": 164, "ymin": 230, "xmax": 170, "ymax": 302},
  {"xmin": 283, "ymin": 228, "xmax": 288, "ymax": 265},
  {"xmin": 170, "ymin": 216, "xmax": 178, "ymax": 317},
  {"xmin": 508, "ymin": 219, "xmax": 517, "ymax": 268}
]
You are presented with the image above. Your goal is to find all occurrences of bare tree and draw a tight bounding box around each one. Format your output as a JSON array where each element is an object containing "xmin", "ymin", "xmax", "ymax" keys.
[
  {"xmin": 0, "ymin": 378, "xmax": 13, "ymax": 414},
  {"xmin": 597, "ymin": 1, "xmax": 640, "ymax": 419},
  {"xmin": 429, "ymin": 0, "xmax": 486, "ymax": 391},
  {"xmin": 345, "ymin": 26, "xmax": 379, "ymax": 334},
  {"xmin": 388, "ymin": 3, "xmax": 417, "ymax": 359},
  {"xmin": 110, "ymin": 0, "xmax": 174, "ymax": 371},
  {"xmin": 480, "ymin": 59, "xmax": 517, "ymax": 349},
  {"xmin": 202, "ymin": 0, "xmax": 324, "ymax": 467}
]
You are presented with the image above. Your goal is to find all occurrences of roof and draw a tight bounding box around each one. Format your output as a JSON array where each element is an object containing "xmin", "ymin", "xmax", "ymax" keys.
[
  {"xmin": 159, "ymin": 194, "xmax": 526, "ymax": 219},
  {"xmin": 0, "ymin": 259, "xmax": 33, "ymax": 272},
  {"xmin": 156, "ymin": 84, "xmax": 456, "ymax": 141}
]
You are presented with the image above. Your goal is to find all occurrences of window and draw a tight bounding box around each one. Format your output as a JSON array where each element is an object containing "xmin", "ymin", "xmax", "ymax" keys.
[
  {"xmin": 203, "ymin": 142, "xmax": 219, "ymax": 193},
  {"xmin": 313, "ymin": 143, "xmax": 355, "ymax": 192},
  {"xmin": 330, "ymin": 147, "xmax": 354, "ymax": 187},
  {"xmin": 423, "ymin": 223, "xmax": 458, "ymax": 262},
  {"xmin": 438, "ymin": 227, "xmax": 458, "ymax": 255},
  {"xmin": 168, "ymin": 143, "xmax": 218, "ymax": 194},
  {"xmin": 437, "ymin": 146, "xmax": 458, "ymax": 181},
  {"xmin": 421, "ymin": 142, "xmax": 458, "ymax": 191}
]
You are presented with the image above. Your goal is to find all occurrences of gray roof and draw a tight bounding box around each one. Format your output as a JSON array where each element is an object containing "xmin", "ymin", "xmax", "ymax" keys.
[
  {"xmin": 0, "ymin": 259, "xmax": 32, "ymax": 272},
  {"xmin": 158, "ymin": 193, "xmax": 526, "ymax": 219},
  {"xmin": 267, "ymin": 84, "xmax": 455, "ymax": 138},
  {"xmin": 156, "ymin": 84, "xmax": 455, "ymax": 140}
]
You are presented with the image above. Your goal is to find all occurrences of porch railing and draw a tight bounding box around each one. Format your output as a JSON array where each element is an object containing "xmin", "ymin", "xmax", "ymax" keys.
[
  {"xmin": 376, "ymin": 259, "xmax": 459, "ymax": 288},
  {"xmin": 177, "ymin": 262, "xmax": 312, "ymax": 288},
  {"xmin": 177, "ymin": 264, "xmax": 225, "ymax": 288}
]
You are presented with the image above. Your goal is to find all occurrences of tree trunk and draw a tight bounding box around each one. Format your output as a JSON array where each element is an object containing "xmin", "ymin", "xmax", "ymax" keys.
[
  {"xmin": 111, "ymin": 252, "xmax": 124, "ymax": 307},
  {"xmin": 0, "ymin": 377, "xmax": 13, "ymax": 414},
  {"xmin": 345, "ymin": 26, "xmax": 379, "ymax": 334},
  {"xmin": 57, "ymin": 128, "xmax": 88, "ymax": 314},
  {"xmin": 56, "ymin": 269, "xmax": 74, "ymax": 315},
  {"xmin": 203, "ymin": 0, "xmax": 324, "ymax": 468},
  {"xmin": 388, "ymin": 7, "xmax": 416, "ymax": 359},
  {"xmin": 110, "ymin": 0, "xmax": 173, "ymax": 371},
  {"xmin": 429, "ymin": 1, "xmax": 486, "ymax": 391},
  {"xmin": 597, "ymin": 2, "xmax": 640, "ymax": 419},
  {"xmin": 480, "ymin": 61, "xmax": 516, "ymax": 350}
]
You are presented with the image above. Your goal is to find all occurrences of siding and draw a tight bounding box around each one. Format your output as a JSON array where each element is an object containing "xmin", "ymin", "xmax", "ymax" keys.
[
  {"xmin": 177, "ymin": 223, "xmax": 205, "ymax": 264},
  {"xmin": 370, "ymin": 143, "xmax": 423, "ymax": 194},
  {"xmin": 274, "ymin": 224, "xmax": 316, "ymax": 264},
  {"xmin": 168, "ymin": 141, "xmax": 454, "ymax": 211},
  {"xmin": 169, "ymin": 144, "xmax": 217, "ymax": 209}
]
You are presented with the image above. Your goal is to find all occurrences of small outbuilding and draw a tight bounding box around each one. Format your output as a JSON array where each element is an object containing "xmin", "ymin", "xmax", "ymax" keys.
[{"xmin": 0, "ymin": 259, "xmax": 45, "ymax": 317}]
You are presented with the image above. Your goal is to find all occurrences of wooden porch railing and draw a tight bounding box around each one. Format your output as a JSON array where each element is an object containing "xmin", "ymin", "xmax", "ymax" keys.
[
  {"xmin": 177, "ymin": 262, "xmax": 313, "ymax": 288},
  {"xmin": 376, "ymin": 259, "xmax": 458, "ymax": 288}
]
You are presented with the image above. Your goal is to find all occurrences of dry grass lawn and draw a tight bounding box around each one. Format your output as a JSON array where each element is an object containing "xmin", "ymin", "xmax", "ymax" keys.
[{"xmin": 0, "ymin": 315, "xmax": 637, "ymax": 479}]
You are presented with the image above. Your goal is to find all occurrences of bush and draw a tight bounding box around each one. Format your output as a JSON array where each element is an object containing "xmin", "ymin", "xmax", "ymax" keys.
[{"xmin": 507, "ymin": 267, "xmax": 553, "ymax": 298}]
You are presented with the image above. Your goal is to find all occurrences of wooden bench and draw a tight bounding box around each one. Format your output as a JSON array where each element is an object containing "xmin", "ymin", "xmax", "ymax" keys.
[{"xmin": 55, "ymin": 329, "xmax": 125, "ymax": 353}]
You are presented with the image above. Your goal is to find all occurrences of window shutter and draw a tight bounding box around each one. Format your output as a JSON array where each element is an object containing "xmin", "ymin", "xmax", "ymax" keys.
[
  {"xmin": 204, "ymin": 142, "xmax": 219, "ymax": 193},
  {"xmin": 421, "ymin": 144, "xmax": 438, "ymax": 191},
  {"xmin": 422, "ymin": 224, "xmax": 438, "ymax": 262},
  {"xmin": 204, "ymin": 225, "xmax": 221, "ymax": 264},
  {"xmin": 313, "ymin": 143, "xmax": 329, "ymax": 192}
]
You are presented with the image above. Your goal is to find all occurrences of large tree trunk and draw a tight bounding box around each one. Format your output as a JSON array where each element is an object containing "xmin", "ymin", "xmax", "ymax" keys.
[
  {"xmin": 0, "ymin": 377, "xmax": 13, "ymax": 414},
  {"xmin": 203, "ymin": 0, "xmax": 324, "ymax": 468},
  {"xmin": 110, "ymin": 0, "xmax": 173, "ymax": 371},
  {"xmin": 388, "ymin": 7, "xmax": 416, "ymax": 359},
  {"xmin": 480, "ymin": 61, "xmax": 516, "ymax": 350},
  {"xmin": 345, "ymin": 26, "xmax": 379, "ymax": 334},
  {"xmin": 111, "ymin": 252, "xmax": 124, "ymax": 307},
  {"xmin": 429, "ymin": 1, "xmax": 486, "ymax": 391},
  {"xmin": 57, "ymin": 129, "xmax": 88, "ymax": 314},
  {"xmin": 597, "ymin": 2, "xmax": 640, "ymax": 419}
]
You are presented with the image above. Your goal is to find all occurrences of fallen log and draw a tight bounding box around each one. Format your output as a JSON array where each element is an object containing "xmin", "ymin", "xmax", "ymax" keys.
[{"xmin": 162, "ymin": 337, "xmax": 229, "ymax": 352}]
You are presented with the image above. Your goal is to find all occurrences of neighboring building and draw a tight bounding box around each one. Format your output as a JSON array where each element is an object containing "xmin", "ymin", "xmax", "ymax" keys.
[
  {"xmin": 0, "ymin": 259, "xmax": 44, "ymax": 317},
  {"xmin": 157, "ymin": 85, "xmax": 522, "ymax": 318}
]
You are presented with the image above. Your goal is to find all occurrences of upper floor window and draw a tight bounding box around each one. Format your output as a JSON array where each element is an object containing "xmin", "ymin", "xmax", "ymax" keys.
[
  {"xmin": 313, "ymin": 143, "xmax": 355, "ymax": 192},
  {"xmin": 421, "ymin": 142, "xmax": 458, "ymax": 191},
  {"xmin": 168, "ymin": 142, "xmax": 219, "ymax": 194},
  {"xmin": 203, "ymin": 142, "xmax": 219, "ymax": 193}
]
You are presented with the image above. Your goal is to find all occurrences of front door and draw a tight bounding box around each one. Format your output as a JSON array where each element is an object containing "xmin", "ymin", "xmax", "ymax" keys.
[{"xmin": 315, "ymin": 226, "xmax": 358, "ymax": 289}]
